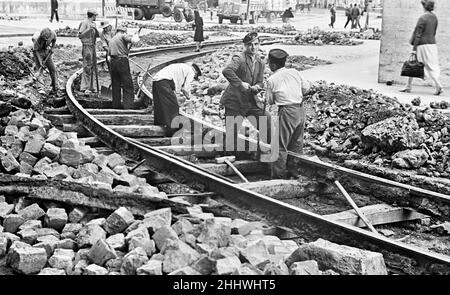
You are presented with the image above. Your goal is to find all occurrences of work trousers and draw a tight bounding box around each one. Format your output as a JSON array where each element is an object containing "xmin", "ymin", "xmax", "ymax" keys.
[
  {"xmin": 80, "ymin": 44, "xmax": 96, "ymax": 92},
  {"xmin": 344, "ymin": 16, "xmax": 352, "ymax": 28},
  {"xmin": 50, "ymin": 8, "xmax": 59, "ymax": 22},
  {"xmin": 224, "ymin": 106, "xmax": 272, "ymax": 154},
  {"xmin": 34, "ymin": 51, "xmax": 58, "ymax": 91},
  {"xmin": 271, "ymin": 103, "xmax": 305, "ymax": 179},
  {"xmin": 330, "ymin": 15, "xmax": 336, "ymax": 28},
  {"xmin": 110, "ymin": 57, "xmax": 134, "ymax": 109},
  {"xmin": 153, "ymin": 79, "xmax": 179, "ymax": 133}
]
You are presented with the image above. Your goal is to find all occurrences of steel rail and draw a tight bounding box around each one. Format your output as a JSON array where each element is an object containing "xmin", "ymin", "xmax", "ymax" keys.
[{"xmin": 66, "ymin": 40, "xmax": 450, "ymax": 274}]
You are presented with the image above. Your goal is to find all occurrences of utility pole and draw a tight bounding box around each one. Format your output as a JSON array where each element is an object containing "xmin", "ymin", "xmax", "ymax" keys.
[{"xmin": 102, "ymin": 0, "xmax": 105, "ymax": 17}]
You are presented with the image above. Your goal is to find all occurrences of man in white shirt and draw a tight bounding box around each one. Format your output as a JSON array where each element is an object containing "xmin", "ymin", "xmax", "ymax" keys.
[
  {"xmin": 152, "ymin": 63, "xmax": 202, "ymax": 135},
  {"xmin": 265, "ymin": 48, "xmax": 311, "ymax": 179}
]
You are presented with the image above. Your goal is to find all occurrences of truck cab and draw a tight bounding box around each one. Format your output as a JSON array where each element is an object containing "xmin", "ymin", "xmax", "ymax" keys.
[{"xmin": 217, "ymin": 0, "xmax": 265, "ymax": 24}]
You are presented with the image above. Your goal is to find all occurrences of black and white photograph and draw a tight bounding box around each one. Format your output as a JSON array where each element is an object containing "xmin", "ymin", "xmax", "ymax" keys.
[{"xmin": 0, "ymin": 0, "xmax": 449, "ymax": 285}]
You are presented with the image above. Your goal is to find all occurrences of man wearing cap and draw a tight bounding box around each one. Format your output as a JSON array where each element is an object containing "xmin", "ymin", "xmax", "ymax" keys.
[
  {"xmin": 99, "ymin": 21, "xmax": 113, "ymax": 71},
  {"xmin": 152, "ymin": 63, "xmax": 202, "ymax": 135},
  {"xmin": 221, "ymin": 32, "xmax": 271, "ymax": 153},
  {"xmin": 78, "ymin": 9, "xmax": 99, "ymax": 96},
  {"xmin": 265, "ymin": 48, "xmax": 311, "ymax": 179},
  {"xmin": 108, "ymin": 26, "xmax": 140, "ymax": 109},
  {"xmin": 32, "ymin": 27, "xmax": 58, "ymax": 95}
]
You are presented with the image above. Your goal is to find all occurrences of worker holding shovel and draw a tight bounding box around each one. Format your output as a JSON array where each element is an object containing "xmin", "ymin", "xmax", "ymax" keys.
[{"xmin": 31, "ymin": 27, "xmax": 59, "ymax": 95}]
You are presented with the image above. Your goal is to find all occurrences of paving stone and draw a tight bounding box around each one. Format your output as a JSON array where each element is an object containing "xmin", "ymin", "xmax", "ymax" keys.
[
  {"xmin": 286, "ymin": 238, "xmax": 388, "ymax": 275},
  {"xmin": 105, "ymin": 256, "xmax": 123, "ymax": 273},
  {"xmin": 9, "ymin": 244, "xmax": 47, "ymax": 274},
  {"xmin": 263, "ymin": 260, "xmax": 290, "ymax": 275},
  {"xmin": 73, "ymin": 259, "xmax": 89, "ymax": 275},
  {"xmin": 68, "ymin": 207, "xmax": 88, "ymax": 223},
  {"xmin": 46, "ymin": 128, "xmax": 67, "ymax": 147},
  {"xmin": 41, "ymin": 143, "xmax": 60, "ymax": 160},
  {"xmin": 76, "ymin": 224, "xmax": 107, "ymax": 248},
  {"xmin": 36, "ymin": 234, "xmax": 60, "ymax": 244},
  {"xmin": 45, "ymin": 208, "xmax": 68, "ymax": 231},
  {"xmin": 104, "ymin": 207, "xmax": 135, "ymax": 235},
  {"xmin": 238, "ymin": 221, "xmax": 269, "ymax": 236},
  {"xmin": 19, "ymin": 161, "xmax": 33, "ymax": 175},
  {"xmin": 48, "ymin": 249, "xmax": 75, "ymax": 271},
  {"xmin": 168, "ymin": 266, "xmax": 202, "ymax": 275},
  {"xmin": 197, "ymin": 218, "xmax": 231, "ymax": 248},
  {"xmin": 55, "ymin": 239, "xmax": 77, "ymax": 251},
  {"xmin": 229, "ymin": 234, "xmax": 248, "ymax": 249},
  {"xmin": 195, "ymin": 243, "xmax": 217, "ymax": 256},
  {"xmin": 59, "ymin": 148, "xmax": 82, "ymax": 168},
  {"xmin": 19, "ymin": 152, "xmax": 38, "ymax": 166},
  {"xmin": 32, "ymin": 157, "xmax": 52, "ymax": 174},
  {"xmin": 85, "ymin": 218, "xmax": 106, "ymax": 227},
  {"xmin": 142, "ymin": 208, "xmax": 172, "ymax": 233},
  {"xmin": 0, "ymin": 236, "xmax": 7, "ymax": 258},
  {"xmin": 107, "ymin": 153, "xmax": 126, "ymax": 170},
  {"xmin": 18, "ymin": 220, "xmax": 42, "ymax": 231},
  {"xmin": 233, "ymin": 263, "xmax": 263, "ymax": 275},
  {"xmin": 85, "ymin": 264, "xmax": 109, "ymax": 275},
  {"xmin": 239, "ymin": 240, "xmax": 270, "ymax": 269},
  {"xmin": 88, "ymin": 239, "xmax": 118, "ymax": 266},
  {"xmin": 92, "ymin": 154, "xmax": 108, "ymax": 169},
  {"xmin": 120, "ymin": 247, "xmax": 149, "ymax": 275},
  {"xmin": 74, "ymin": 249, "xmax": 90, "ymax": 265},
  {"xmin": 0, "ymin": 202, "xmax": 14, "ymax": 219},
  {"xmin": 1, "ymin": 152, "xmax": 20, "ymax": 173},
  {"xmin": 191, "ymin": 255, "xmax": 215, "ymax": 275},
  {"xmin": 152, "ymin": 225, "xmax": 179, "ymax": 251},
  {"xmin": 215, "ymin": 256, "xmax": 242, "ymax": 275},
  {"xmin": 290, "ymin": 260, "xmax": 320, "ymax": 275},
  {"xmin": 136, "ymin": 260, "xmax": 163, "ymax": 275},
  {"xmin": 3, "ymin": 214, "xmax": 25, "ymax": 233},
  {"xmin": 17, "ymin": 228, "xmax": 37, "ymax": 244},
  {"xmin": 161, "ymin": 239, "xmax": 200, "ymax": 274},
  {"xmin": 38, "ymin": 267, "xmax": 66, "ymax": 275},
  {"xmin": 150, "ymin": 253, "xmax": 165, "ymax": 261},
  {"xmin": 171, "ymin": 218, "xmax": 194, "ymax": 236},
  {"xmin": 129, "ymin": 236, "xmax": 156, "ymax": 257},
  {"xmin": 33, "ymin": 239, "xmax": 58, "ymax": 259},
  {"xmin": 23, "ymin": 136, "xmax": 44, "ymax": 156},
  {"xmin": 106, "ymin": 233, "xmax": 126, "ymax": 251},
  {"xmin": 18, "ymin": 203, "xmax": 45, "ymax": 221}
]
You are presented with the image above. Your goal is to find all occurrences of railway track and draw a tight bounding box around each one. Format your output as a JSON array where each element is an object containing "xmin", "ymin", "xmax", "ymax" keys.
[{"xmin": 52, "ymin": 38, "xmax": 450, "ymax": 274}]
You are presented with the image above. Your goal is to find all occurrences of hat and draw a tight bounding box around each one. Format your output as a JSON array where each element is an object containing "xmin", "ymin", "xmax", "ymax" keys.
[
  {"xmin": 243, "ymin": 32, "xmax": 259, "ymax": 44},
  {"xmin": 116, "ymin": 26, "xmax": 127, "ymax": 32},
  {"xmin": 87, "ymin": 9, "xmax": 98, "ymax": 15},
  {"xmin": 268, "ymin": 48, "xmax": 289, "ymax": 60},
  {"xmin": 100, "ymin": 21, "xmax": 111, "ymax": 29}
]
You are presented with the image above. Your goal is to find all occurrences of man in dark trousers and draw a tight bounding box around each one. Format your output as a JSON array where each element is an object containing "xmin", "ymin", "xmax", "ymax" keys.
[
  {"xmin": 152, "ymin": 63, "xmax": 202, "ymax": 135},
  {"xmin": 265, "ymin": 49, "xmax": 311, "ymax": 179},
  {"xmin": 329, "ymin": 4, "xmax": 336, "ymax": 28},
  {"xmin": 351, "ymin": 3, "xmax": 361, "ymax": 29},
  {"xmin": 50, "ymin": 0, "xmax": 59, "ymax": 23},
  {"xmin": 32, "ymin": 27, "xmax": 58, "ymax": 95},
  {"xmin": 221, "ymin": 32, "xmax": 271, "ymax": 154},
  {"xmin": 108, "ymin": 26, "xmax": 140, "ymax": 109},
  {"xmin": 344, "ymin": 4, "xmax": 352, "ymax": 29},
  {"xmin": 78, "ymin": 9, "xmax": 99, "ymax": 96}
]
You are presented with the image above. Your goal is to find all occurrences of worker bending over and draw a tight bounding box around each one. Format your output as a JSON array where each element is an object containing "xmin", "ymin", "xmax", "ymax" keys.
[{"xmin": 32, "ymin": 27, "xmax": 58, "ymax": 95}]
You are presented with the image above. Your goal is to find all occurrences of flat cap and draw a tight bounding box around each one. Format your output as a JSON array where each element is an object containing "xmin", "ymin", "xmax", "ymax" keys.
[
  {"xmin": 268, "ymin": 48, "xmax": 289, "ymax": 60},
  {"xmin": 87, "ymin": 8, "xmax": 98, "ymax": 15},
  {"xmin": 243, "ymin": 32, "xmax": 259, "ymax": 44},
  {"xmin": 116, "ymin": 26, "xmax": 127, "ymax": 32},
  {"xmin": 100, "ymin": 21, "xmax": 111, "ymax": 29}
]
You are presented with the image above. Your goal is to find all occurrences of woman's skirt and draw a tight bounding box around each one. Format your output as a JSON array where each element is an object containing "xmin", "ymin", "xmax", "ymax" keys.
[{"xmin": 416, "ymin": 44, "xmax": 441, "ymax": 81}]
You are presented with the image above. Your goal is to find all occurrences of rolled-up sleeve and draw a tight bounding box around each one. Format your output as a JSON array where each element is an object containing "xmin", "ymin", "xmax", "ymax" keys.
[
  {"xmin": 266, "ymin": 79, "xmax": 275, "ymax": 105},
  {"xmin": 182, "ymin": 69, "xmax": 195, "ymax": 94}
]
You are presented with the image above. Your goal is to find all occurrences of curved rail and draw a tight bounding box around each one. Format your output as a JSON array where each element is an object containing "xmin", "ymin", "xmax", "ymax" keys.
[{"xmin": 66, "ymin": 40, "xmax": 450, "ymax": 274}]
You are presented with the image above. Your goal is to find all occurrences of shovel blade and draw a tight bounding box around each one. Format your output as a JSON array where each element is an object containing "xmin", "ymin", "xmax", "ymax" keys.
[{"xmin": 99, "ymin": 85, "xmax": 112, "ymax": 99}]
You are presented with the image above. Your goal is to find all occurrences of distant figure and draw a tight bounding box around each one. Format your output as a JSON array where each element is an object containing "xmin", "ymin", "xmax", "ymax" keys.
[
  {"xmin": 193, "ymin": 10, "xmax": 204, "ymax": 52},
  {"xmin": 400, "ymin": 0, "xmax": 443, "ymax": 96},
  {"xmin": 306, "ymin": 0, "xmax": 311, "ymax": 13},
  {"xmin": 282, "ymin": 7, "xmax": 294, "ymax": 23},
  {"xmin": 50, "ymin": 0, "xmax": 59, "ymax": 23},
  {"xmin": 32, "ymin": 28, "xmax": 58, "ymax": 94},
  {"xmin": 344, "ymin": 4, "xmax": 352, "ymax": 28},
  {"xmin": 329, "ymin": 4, "xmax": 336, "ymax": 28},
  {"xmin": 351, "ymin": 3, "xmax": 361, "ymax": 29}
]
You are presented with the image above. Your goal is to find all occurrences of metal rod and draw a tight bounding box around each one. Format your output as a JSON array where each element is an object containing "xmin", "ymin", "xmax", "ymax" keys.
[
  {"xmin": 225, "ymin": 159, "xmax": 249, "ymax": 183},
  {"xmin": 334, "ymin": 180, "xmax": 379, "ymax": 234},
  {"xmin": 128, "ymin": 159, "xmax": 146, "ymax": 173}
]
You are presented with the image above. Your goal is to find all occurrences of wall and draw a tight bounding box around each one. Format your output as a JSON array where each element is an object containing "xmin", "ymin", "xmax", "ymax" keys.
[{"xmin": 378, "ymin": 0, "xmax": 450, "ymax": 86}]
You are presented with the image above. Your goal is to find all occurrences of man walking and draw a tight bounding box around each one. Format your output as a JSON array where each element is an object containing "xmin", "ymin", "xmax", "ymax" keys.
[
  {"xmin": 329, "ymin": 4, "xmax": 336, "ymax": 28},
  {"xmin": 351, "ymin": 3, "xmax": 361, "ymax": 29},
  {"xmin": 78, "ymin": 9, "xmax": 99, "ymax": 96},
  {"xmin": 32, "ymin": 27, "xmax": 59, "ymax": 95},
  {"xmin": 221, "ymin": 32, "xmax": 271, "ymax": 153},
  {"xmin": 344, "ymin": 4, "xmax": 352, "ymax": 29},
  {"xmin": 152, "ymin": 63, "xmax": 202, "ymax": 135},
  {"xmin": 50, "ymin": 0, "xmax": 59, "ymax": 23},
  {"xmin": 108, "ymin": 26, "xmax": 140, "ymax": 109},
  {"xmin": 265, "ymin": 49, "xmax": 311, "ymax": 179}
]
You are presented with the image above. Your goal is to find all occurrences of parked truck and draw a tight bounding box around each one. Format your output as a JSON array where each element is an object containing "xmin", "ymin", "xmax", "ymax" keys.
[
  {"xmin": 216, "ymin": 0, "xmax": 296, "ymax": 24},
  {"xmin": 116, "ymin": 0, "xmax": 194, "ymax": 22}
]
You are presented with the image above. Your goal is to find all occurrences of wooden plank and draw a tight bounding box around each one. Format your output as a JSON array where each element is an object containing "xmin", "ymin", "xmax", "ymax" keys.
[
  {"xmin": 85, "ymin": 108, "xmax": 151, "ymax": 115},
  {"xmin": 80, "ymin": 136, "xmax": 179, "ymax": 147},
  {"xmin": 62, "ymin": 123, "xmax": 93, "ymax": 138},
  {"xmin": 45, "ymin": 114, "xmax": 76, "ymax": 126},
  {"xmin": 199, "ymin": 161, "xmax": 267, "ymax": 176},
  {"xmin": 106, "ymin": 125, "xmax": 166, "ymax": 138},
  {"xmin": 93, "ymin": 114, "xmax": 154, "ymax": 125},
  {"xmin": 324, "ymin": 204, "xmax": 429, "ymax": 228},
  {"xmin": 156, "ymin": 144, "xmax": 226, "ymax": 157}
]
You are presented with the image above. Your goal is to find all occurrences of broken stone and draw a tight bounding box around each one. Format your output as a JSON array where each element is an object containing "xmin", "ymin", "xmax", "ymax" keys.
[
  {"xmin": 3, "ymin": 214, "xmax": 25, "ymax": 233},
  {"xmin": 76, "ymin": 224, "xmax": 107, "ymax": 248},
  {"xmin": 41, "ymin": 143, "xmax": 60, "ymax": 160},
  {"xmin": 191, "ymin": 255, "xmax": 215, "ymax": 275},
  {"xmin": 238, "ymin": 221, "xmax": 269, "ymax": 236},
  {"xmin": 85, "ymin": 218, "xmax": 106, "ymax": 227},
  {"xmin": 32, "ymin": 157, "xmax": 52, "ymax": 174},
  {"xmin": 230, "ymin": 218, "xmax": 249, "ymax": 234},
  {"xmin": 18, "ymin": 152, "xmax": 37, "ymax": 166},
  {"xmin": 55, "ymin": 239, "xmax": 77, "ymax": 251},
  {"xmin": 92, "ymin": 154, "xmax": 108, "ymax": 169},
  {"xmin": 45, "ymin": 208, "xmax": 68, "ymax": 231},
  {"xmin": 136, "ymin": 260, "xmax": 163, "ymax": 275},
  {"xmin": 85, "ymin": 264, "xmax": 109, "ymax": 275},
  {"xmin": 46, "ymin": 128, "xmax": 67, "ymax": 147},
  {"xmin": 105, "ymin": 256, "xmax": 123, "ymax": 273},
  {"xmin": 38, "ymin": 267, "xmax": 66, "ymax": 275},
  {"xmin": 9, "ymin": 139, "xmax": 23, "ymax": 159},
  {"xmin": 120, "ymin": 247, "xmax": 149, "ymax": 275},
  {"xmin": 0, "ymin": 236, "xmax": 7, "ymax": 258},
  {"xmin": 62, "ymin": 223, "xmax": 83, "ymax": 237},
  {"xmin": 19, "ymin": 161, "xmax": 33, "ymax": 175},
  {"xmin": 59, "ymin": 148, "xmax": 82, "ymax": 168},
  {"xmin": 68, "ymin": 207, "xmax": 88, "ymax": 223},
  {"xmin": 1, "ymin": 152, "xmax": 20, "ymax": 173},
  {"xmin": 125, "ymin": 226, "xmax": 150, "ymax": 245},
  {"xmin": 129, "ymin": 236, "xmax": 156, "ymax": 257},
  {"xmin": 142, "ymin": 208, "xmax": 172, "ymax": 233},
  {"xmin": 33, "ymin": 238, "xmax": 58, "ymax": 259},
  {"xmin": 379, "ymin": 229, "xmax": 395, "ymax": 237},
  {"xmin": 113, "ymin": 185, "xmax": 133, "ymax": 194},
  {"xmin": 321, "ymin": 269, "xmax": 340, "ymax": 275},
  {"xmin": 290, "ymin": 260, "xmax": 320, "ymax": 275},
  {"xmin": 239, "ymin": 240, "xmax": 270, "ymax": 269},
  {"xmin": 106, "ymin": 233, "xmax": 126, "ymax": 251},
  {"xmin": 79, "ymin": 146, "xmax": 95, "ymax": 164},
  {"xmin": 168, "ymin": 266, "xmax": 202, "ymax": 275},
  {"xmin": 107, "ymin": 153, "xmax": 126, "ymax": 169},
  {"xmin": 4, "ymin": 125, "xmax": 18, "ymax": 136},
  {"xmin": 171, "ymin": 218, "xmax": 194, "ymax": 236},
  {"xmin": 74, "ymin": 249, "xmax": 90, "ymax": 265},
  {"xmin": 232, "ymin": 263, "xmax": 263, "ymax": 275},
  {"xmin": 18, "ymin": 203, "xmax": 45, "ymax": 221},
  {"xmin": 197, "ymin": 218, "xmax": 231, "ymax": 248},
  {"xmin": 162, "ymin": 239, "xmax": 201, "ymax": 274},
  {"xmin": 17, "ymin": 228, "xmax": 37, "ymax": 244},
  {"xmin": 88, "ymin": 239, "xmax": 118, "ymax": 266},
  {"xmin": 286, "ymin": 239, "xmax": 388, "ymax": 275},
  {"xmin": 0, "ymin": 202, "xmax": 14, "ymax": 219},
  {"xmin": 113, "ymin": 165, "xmax": 128, "ymax": 175},
  {"xmin": 9, "ymin": 244, "xmax": 47, "ymax": 274},
  {"xmin": 392, "ymin": 149, "xmax": 428, "ymax": 169},
  {"xmin": 229, "ymin": 234, "xmax": 248, "ymax": 249},
  {"xmin": 23, "ymin": 136, "xmax": 44, "ymax": 156},
  {"xmin": 35, "ymin": 229, "xmax": 60, "ymax": 240},
  {"xmin": 152, "ymin": 225, "xmax": 179, "ymax": 251},
  {"xmin": 104, "ymin": 207, "xmax": 135, "ymax": 235},
  {"xmin": 263, "ymin": 260, "xmax": 290, "ymax": 275},
  {"xmin": 73, "ymin": 259, "xmax": 89, "ymax": 275},
  {"xmin": 48, "ymin": 248, "xmax": 75, "ymax": 271},
  {"xmin": 215, "ymin": 256, "xmax": 241, "ymax": 275}
]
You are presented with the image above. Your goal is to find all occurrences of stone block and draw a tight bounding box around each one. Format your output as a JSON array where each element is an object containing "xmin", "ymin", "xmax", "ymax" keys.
[
  {"xmin": 215, "ymin": 256, "xmax": 241, "ymax": 275},
  {"xmin": 162, "ymin": 239, "xmax": 200, "ymax": 274},
  {"xmin": 152, "ymin": 225, "xmax": 179, "ymax": 251},
  {"xmin": 3, "ymin": 214, "xmax": 25, "ymax": 233},
  {"xmin": 68, "ymin": 207, "xmax": 88, "ymax": 223},
  {"xmin": 168, "ymin": 266, "xmax": 202, "ymax": 275},
  {"xmin": 48, "ymin": 249, "xmax": 75, "ymax": 271},
  {"xmin": 229, "ymin": 234, "xmax": 248, "ymax": 249},
  {"xmin": 105, "ymin": 256, "xmax": 123, "ymax": 273},
  {"xmin": 32, "ymin": 157, "xmax": 52, "ymax": 174},
  {"xmin": 55, "ymin": 239, "xmax": 77, "ymax": 251},
  {"xmin": 23, "ymin": 136, "xmax": 44, "ymax": 156},
  {"xmin": 128, "ymin": 236, "xmax": 155, "ymax": 257},
  {"xmin": 41, "ymin": 143, "xmax": 60, "ymax": 160},
  {"xmin": 120, "ymin": 247, "xmax": 149, "ymax": 275},
  {"xmin": 88, "ymin": 239, "xmax": 118, "ymax": 266},
  {"xmin": 0, "ymin": 236, "xmax": 7, "ymax": 258},
  {"xmin": 104, "ymin": 207, "xmax": 135, "ymax": 235},
  {"xmin": 9, "ymin": 245, "xmax": 47, "ymax": 274},
  {"xmin": 142, "ymin": 208, "xmax": 172, "ymax": 233},
  {"xmin": 1, "ymin": 152, "xmax": 20, "ymax": 173},
  {"xmin": 19, "ymin": 152, "xmax": 38, "ymax": 166},
  {"xmin": 191, "ymin": 255, "xmax": 215, "ymax": 275},
  {"xmin": 106, "ymin": 233, "xmax": 126, "ymax": 251},
  {"xmin": 59, "ymin": 148, "xmax": 82, "ymax": 168},
  {"xmin": 285, "ymin": 239, "xmax": 388, "ymax": 275},
  {"xmin": 197, "ymin": 218, "xmax": 231, "ymax": 248},
  {"xmin": 136, "ymin": 260, "xmax": 163, "ymax": 275},
  {"xmin": 85, "ymin": 218, "xmax": 106, "ymax": 227},
  {"xmin": 38, "ymin": 267, "xmax": 66, "ymax": 275},
  {"xmin": 289, "ymin": 260, "xmax": 320, "ymax": 275},
  {"xmin": 76, "ymin": 224, "xmax": 107, "ymax": 248},
  {"xmin": 18, "ymin": 203, "xmax": 45, "ymax": 221},
  {"xmin": 0, "ymin": 202, "xmax": 14, "ymax": 219},
  {"xmin": 45, "ymin": 208, "xmax": 68, "ymax": 231},
  {"xmin": 239, "ymin": 240, "xmax": 270, "ymax": 269},
  {"xmin": 171, "ymin": 219, "xmax": 194, "ymax": 236},
  {"xmin": 46, "ymin": 128, "xmax": 67, "ymax": 147},
  {"xmin": 17, "ymin": 228, "xmax": 37, "ymax": 244},
  {"xmin": 106, "ymin": 153, "xmax": 126, "ymax": 169},
  {"xmin": 85, "ymin": 264, "xmax": 109, "ymax": 275},
  {"xmin": 73, "ymin": 259, "xmax": 89, "ymax": 275}
]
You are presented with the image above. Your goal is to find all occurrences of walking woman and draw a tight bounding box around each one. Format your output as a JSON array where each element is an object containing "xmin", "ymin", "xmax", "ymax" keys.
[
  {"xmin": 193, "ymin": 10, "xmax": 204, "ymax": 52},
  {"xmin": 400, "ymin": 0, "xmax": 443, "ymax": 95},
  {"xmin": 329, "ymin": 4, "xmax": 336, "ymax": 28}
]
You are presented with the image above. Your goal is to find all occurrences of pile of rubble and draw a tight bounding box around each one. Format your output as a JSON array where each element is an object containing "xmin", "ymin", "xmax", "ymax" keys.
[
  {"xmin": 54, "ymin": 26, "xmax": 79, "ymax": 37},
  {"xmin": 0, "ymin": 48, "xmax": 32, "ymax": 81},
  {"xmin": 207, "ymin": 31, "xmax": 237, "ymax": 38},
  {"xmin": 286, "ymin": 55, "xmax": 332, "ymax": 71},
  {"xmin": 135, "ymin": 32, "xmax": 194, "ymax": 48},
  {"xmin": 0, "ymin": 199, "xmax": 388, "ymax": 275},
  {"xmin": 284, "ymin": 29, "xmax": 364, "ymax": 46},
  {"xmin": 0, "ymin": 15, "xmax": 21, "ymax": 21},
  {"xmin": 349, "ymin": 28, "xmax": 382, "ymax": 40},
  {"xmin": 0, "ymin": 108, "xmax": 162, "ymax": 196}
]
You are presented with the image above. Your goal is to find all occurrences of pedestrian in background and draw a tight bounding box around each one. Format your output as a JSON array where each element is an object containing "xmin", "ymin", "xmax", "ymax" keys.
[
  {"xmin": 50, "ymin": 0, "xmax": 59, "ymax": 23},
  {"xmin": 400, "ymin": 0, "xmax": 443, "ymax": 96},
  {"xmin": 108, "ymin": 26, "xmax": 140, "ymax": 109},
  {"xmin": 32, "ymin": 27, "xmax": 59, "ymax": 95},
  {"xmin": 193, "ymin": 10, "xmax": 204, "ymax": 52},
  {"xmin": 282, "ymin": 7, "xmax": 294, "ymax": 23},
  {"xmin": 329, "ymin": 4, "xmax": 336, "ymax": 28},
  {"xmin": 344, "ymin": 4, "xmax": 352, "ymax": 29},
  {"xmin": 78, "ymin": 9, "xmax": 99, "ymax": 96},
  {"xmin": 351, "ymin": 3, "xmax": 360, "ymax": 29}
]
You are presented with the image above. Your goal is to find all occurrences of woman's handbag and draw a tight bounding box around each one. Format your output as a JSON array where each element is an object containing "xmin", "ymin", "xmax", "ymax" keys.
[{"xmin": 401, "ymin": 53, "xmax": 425, "ymax": 79}]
